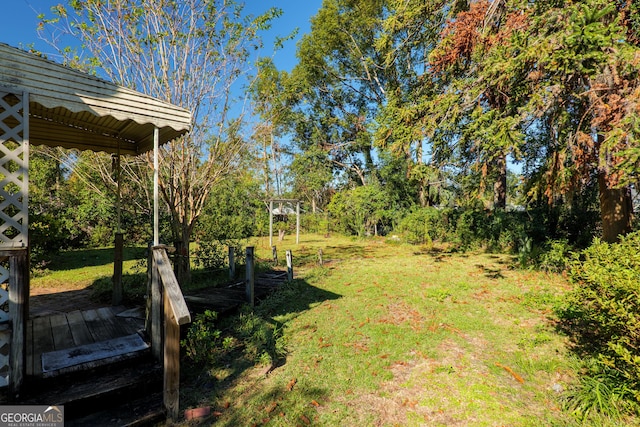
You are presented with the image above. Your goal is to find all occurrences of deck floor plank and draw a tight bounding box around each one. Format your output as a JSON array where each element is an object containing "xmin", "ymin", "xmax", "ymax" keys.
[
  {"xmin": 66, "ymin": 310, "xmax": 95, "ymax": 347},
  {"xmin": 31, "ymin": 316, "xmax": 54, "ymax": 377},
  {"xmin": 95, "ymin": 307, "xmax": 128, "ymax": 338},
  {"xmin": 82, "ymin": 309, "xmax": 113, "ymax": 342},
  {"xmin": 49, "ymin": 313, "xmax": 75, "ymax": 351}
]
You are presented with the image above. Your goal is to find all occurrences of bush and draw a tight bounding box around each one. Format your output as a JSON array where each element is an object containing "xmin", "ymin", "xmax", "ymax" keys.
[
  {"xmin": 181, "ymin": 310, "xmax": 225, "ymax": 366},
  {"xmin": 557, "ymin": 231, "xmax": 640, "ymax": 415},
  {"xmin": 395, "ymin": 207, "xmax": 450, "ymax": 244}
]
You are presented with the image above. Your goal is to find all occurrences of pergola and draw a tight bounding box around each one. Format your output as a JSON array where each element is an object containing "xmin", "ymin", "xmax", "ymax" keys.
[{"xmin": 0, "ymin": 43, "xmax": 192, "ymax": 406}]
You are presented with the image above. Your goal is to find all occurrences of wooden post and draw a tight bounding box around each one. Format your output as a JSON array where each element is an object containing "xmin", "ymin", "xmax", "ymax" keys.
[
  {"xmin": 151, "ymin": 250, "xmax": 163, "ymax": 361},
  {"xmin": 296, "ymin": 200, "xmax": 300, "ymax": 244},
  {"xmin": 245, "ymin": 247, "xmax": 255, "ymax": 307},
  {"xmin": 272, "ymin": 245, "xmax": 278, "ymax": 266},
  {"xmin": 8, "ymin": 249, "xmax": 28, "ymax": 397},
  {"xmin": 318, "ymin": 248, "xmax": 324, "ymax": 266},
  {"xmin": 228, "ymin": 246, "xmax": 235, "ymax": 279},
  {"xmin": 163, "ymin": 293, "xmax": 180, "ymax": 420},
  {"xmin": 286, "ymin": 250, "xmax": 293, "ymax": 281},
  {"xmin": 269, "ymin": 200, "xmax": 274, "ymax": 247},
  {"xmin": 113, "ymin": 232, "xmax": 124, "ymax": 305}
]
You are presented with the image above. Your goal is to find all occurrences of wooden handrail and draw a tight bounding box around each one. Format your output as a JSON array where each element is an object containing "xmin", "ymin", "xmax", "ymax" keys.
[
  {"xmin": 150, "ymin": 246, "xmax": 191, "ymax": 420},
  {"xmin": 153, "ymin": 249, "xmax": 191, "ymax": 325}
]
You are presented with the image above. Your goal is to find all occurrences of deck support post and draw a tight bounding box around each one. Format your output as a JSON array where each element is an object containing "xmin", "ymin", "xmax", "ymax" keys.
[
  {"xmin": 8, "ymin": 250, "xmax": 28, "ymax": 398},
  {"xmin": 245, "ymin": 247, "xmax": 255, "ymax": 307},
  {"xmin": 113, "ymin": 233, "xmax": 124, "ymax": 306},
  {"xmin": 228, "ymin": 246, "xmax": 235, "ymax": 279},
  {"xmin": 163, "ymin": 293, "xmax": 180, "ymax": 420},
  {"xmin": 286, "ymin": 250, "xmax": 293, "ymax": 281}
]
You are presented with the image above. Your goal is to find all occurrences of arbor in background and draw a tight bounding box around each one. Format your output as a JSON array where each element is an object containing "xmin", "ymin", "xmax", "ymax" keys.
[{"xmin": 42, "ymin": 0, "xmax": 280, "ymax": 283}]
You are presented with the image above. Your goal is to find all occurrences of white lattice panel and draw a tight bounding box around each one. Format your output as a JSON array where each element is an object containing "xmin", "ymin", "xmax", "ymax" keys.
[
  {"xmin": 0, "ymin": 90, "xmax": 28, "ymax": 248},
  {"xmin": 0, "ymin": 88, "xmax": 28, "ymax": 388}
]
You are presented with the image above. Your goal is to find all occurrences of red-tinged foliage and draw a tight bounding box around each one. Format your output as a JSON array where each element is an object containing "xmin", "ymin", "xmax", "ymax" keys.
[{"xmin": 431, "ymin": 1, "xmax": 489, "ymax": 72}]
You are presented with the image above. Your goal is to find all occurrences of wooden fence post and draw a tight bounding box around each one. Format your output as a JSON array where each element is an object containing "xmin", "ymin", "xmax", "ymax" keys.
[
  {"xmin": 164, "ymin": 294, "xmax": 180, "ymax": 420},
  {"xmin": 318, "ymin": 248, "xmax": 324, "ymax": 266},
  {"xmin": 245, "ymin": 247, "xmax": 255, "ymax": 306},
  {"xmin": 228, "ymin": 246, "xmax": 235, "ymax": 279},
  {"xmin": 286, "ymin": 250, "xmax": 293, "ymax": 281},
  {"xmin": 113, "ymin": 232, "xmax": 124, "ymax": 305},
  {"xmin": 9, "ymin": 250, "xmax": 28, "ymax": 397},
  {"xmin": 151, "ymin": 249, "xmax": 162, "ymax": 361},
  {"xmin": 272, "ymin": 245, "xmax": 278, "ymax": 266}
]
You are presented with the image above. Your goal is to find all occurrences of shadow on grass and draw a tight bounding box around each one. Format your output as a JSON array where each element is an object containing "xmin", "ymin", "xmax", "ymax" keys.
[{"xmin": 180, "ymin": 274, "xmax": 341, "ymax": 424}]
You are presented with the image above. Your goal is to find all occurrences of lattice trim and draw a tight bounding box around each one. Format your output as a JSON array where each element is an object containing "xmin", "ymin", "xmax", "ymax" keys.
[{"xmin": 0, "ymin": 90, "xmax": 28, "ymax": 248}]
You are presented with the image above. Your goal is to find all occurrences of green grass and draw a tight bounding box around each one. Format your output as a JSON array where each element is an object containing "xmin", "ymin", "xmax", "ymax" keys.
[
  {"xmin": 29, "ymin": 234, "xmax": 639, "ymax": 425},
  {"xmin": 177, "ymin": 234, "xmax": 639, "ymax": 426}
]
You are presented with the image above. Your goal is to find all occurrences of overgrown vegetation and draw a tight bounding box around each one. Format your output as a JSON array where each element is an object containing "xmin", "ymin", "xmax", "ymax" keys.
[{"xmin": 557, "ymin": 231, "xmax": 640, "ymax": 420}]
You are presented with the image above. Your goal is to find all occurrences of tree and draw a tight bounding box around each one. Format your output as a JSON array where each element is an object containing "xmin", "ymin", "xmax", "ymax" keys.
[
  {"xmin": 41, "ymin": 0, "xmax": 281, "ymax": 283},
  {"xmin": 423, "ymin": 0, "xmax": 638, "ymax": 240},
  {"xmin": 285, "ymin": 0, "xmax": 389, "ymax": 186}
]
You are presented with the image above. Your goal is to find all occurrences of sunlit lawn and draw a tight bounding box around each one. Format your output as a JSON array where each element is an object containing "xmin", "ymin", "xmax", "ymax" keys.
[
  {"xmin": 28, "ymin": 234, "xmax": 638, "ymax": 425},
  {"xmin": 176, "ymin": 234, "xmax": 635, "ymax": 426}
]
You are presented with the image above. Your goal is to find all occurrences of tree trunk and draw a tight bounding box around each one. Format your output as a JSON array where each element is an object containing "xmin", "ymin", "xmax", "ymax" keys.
[
  {"xmin": 493, "ymin": 153, "xmax": 507, "ymax": 210},
  {"xmin": 174, "ymin": 238, "xmax": 191, "ymax": 287},
  {"xmin": 597, "ymin": 171, "xmax": 633, "ymax": 243}
]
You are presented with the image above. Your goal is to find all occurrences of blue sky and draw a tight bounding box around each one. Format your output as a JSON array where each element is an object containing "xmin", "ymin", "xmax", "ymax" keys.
[{"xmin": 0, "ymin": 0, "xmax": 322, "ymax": 72}]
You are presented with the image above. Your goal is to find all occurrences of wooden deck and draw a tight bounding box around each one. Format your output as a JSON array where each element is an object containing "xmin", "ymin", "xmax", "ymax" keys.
[{"xmin": 27, "ymin": 306, "xmax": 146, "ymax": 378}]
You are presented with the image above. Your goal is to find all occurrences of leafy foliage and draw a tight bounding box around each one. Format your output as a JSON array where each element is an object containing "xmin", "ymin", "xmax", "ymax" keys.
[
  {"xmin": 327, "ymin": 183, "xmax": 393, "ymax": 236},
  {"xmin": 557, "ymin": 231, "xmax": 640, "ymax": 415}
]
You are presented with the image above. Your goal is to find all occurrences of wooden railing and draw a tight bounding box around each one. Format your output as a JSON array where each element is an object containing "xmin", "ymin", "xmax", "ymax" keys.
[{"xmin": 150, "ymin": 247, "xmax": 191, "ymax": 420}]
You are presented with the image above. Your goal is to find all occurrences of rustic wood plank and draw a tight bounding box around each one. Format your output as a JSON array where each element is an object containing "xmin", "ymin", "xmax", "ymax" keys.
[
  {"xmin": 31, "ymin": 316, "xmax": 54, "ymax": 377},
  {"xmin": 82, "ymin": 309, "xmax": 113, "ymax": 342},
  {"xmin": 116, "ymin": 307, "xmax": 146, "ymax": 336},
  {"xmin": 42, "ymin": 333, "xmax": 149, "ymax": 374},
  {"xmin": 49, "ymin": 313, "xmax": 75, "ymax": 351},
  {"xmin": 95, "ymin": 307, "xmax": 128, "ymax": 338},
  {"xmin": 66, "ymin": 310, "xmax": 95, "ymax": 347},
  {"xmin": 153, "ymin": 248, "xmax": 191, "ymax": 325}
]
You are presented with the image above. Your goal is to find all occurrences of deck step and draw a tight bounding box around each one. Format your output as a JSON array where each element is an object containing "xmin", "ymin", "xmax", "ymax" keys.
[
  {"xmin": 21, "ymin": 359, "xmax": 163, "ymax": 424},
  {"xmin": 41, "ymin": 333, "xmax": 150, "ymax": 377}
]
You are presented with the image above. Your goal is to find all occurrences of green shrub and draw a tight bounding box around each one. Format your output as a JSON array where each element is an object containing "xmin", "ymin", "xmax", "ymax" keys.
[
  {"xmin": 395, "ymin": 207, "xmax": 449, "ymax": 244},
  {"xmin": 181, "ymin": 310, "xmax": 224, "ymax": 366},
  {"xmin": 557, "ymin": 231, "xmax": 640, "ymax": 415},
  {"xmin": 538, "ymin": 239, "xmax": 574, "ymax": 272},
  {"xmin": 194, "ymin": 239, "xmax": 244, "ymax": 270}
]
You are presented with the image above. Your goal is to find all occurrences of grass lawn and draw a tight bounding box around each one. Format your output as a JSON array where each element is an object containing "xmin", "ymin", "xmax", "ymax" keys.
[
  {"xmin": 176, "ymin": 234, "xmax": 638, "ymax": 426},
  {"xmin": 29, "ymin": 234, "xmax": 638, "ymax": 425}
]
